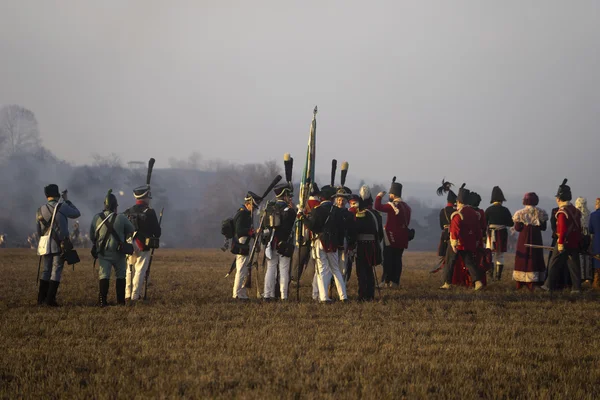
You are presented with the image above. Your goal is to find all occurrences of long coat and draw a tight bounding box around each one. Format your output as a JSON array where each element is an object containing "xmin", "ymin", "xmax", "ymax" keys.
[{"xmin": 512, "ymin": 206, "xmax": 548, "ymax": 283}]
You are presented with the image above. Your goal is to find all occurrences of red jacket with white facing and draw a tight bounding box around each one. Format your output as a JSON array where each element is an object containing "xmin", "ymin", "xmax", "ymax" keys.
[
  {"xmin": 556, "ymin": 203, "xmax": 581, "ymax": 250},
  {"xmin": 374, "ymin": 195, "xmax": 411, "ymax": 249},
  {"xmin": 450, "ymin": 205, "xmax": 480, "ymax": 252}
]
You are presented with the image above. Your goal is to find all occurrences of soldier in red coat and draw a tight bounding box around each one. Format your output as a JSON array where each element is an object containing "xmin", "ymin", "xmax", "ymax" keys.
[
  {"xmin": 374, "ymin": 177, "xmax": 412, "ymax": 287},
  {"xmin": 440, "ymin": 184, "xmax": 484, "ymax": 290},
  {"xmin": 542, "ymin": 179, "xmax": 582, "ymax": 293}
]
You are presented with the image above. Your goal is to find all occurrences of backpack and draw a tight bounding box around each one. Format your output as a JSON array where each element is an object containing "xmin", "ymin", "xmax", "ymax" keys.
[{"xmin": 221, "ymin": 218, "xmax": 235, "ymax": 239}]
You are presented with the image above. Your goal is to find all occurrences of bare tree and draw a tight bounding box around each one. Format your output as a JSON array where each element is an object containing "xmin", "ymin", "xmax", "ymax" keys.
[
  {"xmin": 168, "ymin": 152, "xmax": 203, "ymax": 169},
  {"xmin": 0, "ymin": 105, "xmax": 41, "ymax": 157}
]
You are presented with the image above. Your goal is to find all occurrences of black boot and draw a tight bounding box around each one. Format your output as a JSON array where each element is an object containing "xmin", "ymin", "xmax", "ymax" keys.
[
  {"xmin": 46, "ymin": 280, "xmax": 60, "ymax": 307},
  {"xmin": 116, "ymin": 279, "xmax": 126, "ymax": 305},
  {"xmin": 98, "ymin": 279, "xmax": 110, "ymax": 307},
  {"xmin": 37, "ymin": 280, "xmax": 49, "ymax": 305},
  {"xmin": 496, "ymin": 264, "xmax": 504, "ymax": 281}
]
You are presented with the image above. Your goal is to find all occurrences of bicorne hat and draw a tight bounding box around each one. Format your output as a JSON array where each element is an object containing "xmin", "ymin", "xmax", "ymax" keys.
[{"xmin": 490, "ymin": 186, "xmax": 506, "ymax": 203}]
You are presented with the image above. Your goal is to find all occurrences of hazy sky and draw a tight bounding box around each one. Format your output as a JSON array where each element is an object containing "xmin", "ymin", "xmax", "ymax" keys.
[{"xmin": 1, "ymin": 1, "xmax": 599, "ymax": 200}]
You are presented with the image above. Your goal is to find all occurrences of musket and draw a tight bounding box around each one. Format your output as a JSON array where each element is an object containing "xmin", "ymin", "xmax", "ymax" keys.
[
  {"xmin": 227, "ymin": 175, "xmax": 282, "ymax": 280},
  {"xmin": 241, "ymin": 207, "xmax": 267, "ymax": 294},
  {"xmin": 143, "ymin": 207, "xmax": 164, "ymax": 300},
  {"xmin": 525, "ymin": 244, "xmax": 600, "ymax": 261},
  {"xmin": 429, "ymin": 257, "xmax": 444, "ymax": 274}
]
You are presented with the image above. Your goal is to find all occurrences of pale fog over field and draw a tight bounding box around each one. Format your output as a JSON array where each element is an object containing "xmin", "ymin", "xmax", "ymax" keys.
[{"xmin": 0, "ymin": 1, "xmax": 598, "ymax": 247}]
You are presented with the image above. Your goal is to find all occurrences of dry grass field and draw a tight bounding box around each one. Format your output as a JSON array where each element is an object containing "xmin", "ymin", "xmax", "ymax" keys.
[{"xmin": 1, "ymin": 249, "xmax": 600, "ymax": 399}]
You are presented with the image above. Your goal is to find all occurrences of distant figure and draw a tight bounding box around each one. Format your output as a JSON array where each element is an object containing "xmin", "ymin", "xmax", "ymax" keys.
[
  {"xmin": 375, "ymin": 177, "xmax": 412, "ymax": 288},
  {"xmin": 542, "ymin": 179, "xmax": 582, "ymax": 293},
  {"xmin": 123, "ymin": 185, "xmax": 162, "ymax": 302},
  {"xmin": 440, "ymin": 184, "xmax": 484, "ymax": 291},
  {"xmin": 70, "ymin": 221, "xmax": 81, "ymax": 247},
  {"xmin": 28, "ymin": 233, "xmax": 39, "ymax": 249},
  {"xmin": 36, "ymin": 184, "xmax": 80, "ymax": 306},
  {"xmin": 485, "ymin": 186, "xmax": 514, "ymax": 281},
  {"xmin": 89, "ymin": 190, "xmax": 135, "ymax": 307},
  {"xmin": 0, "ymin": 234, "xmax": 6, "ymax": 248},
  {"xmin": 512, "ymin": 193, "xmax": 548, "ymax": 290},
  {"xmin": 575, "ymin": 197, "xmax": 593, "ymax": 282},
  {"xmin": 589, "ymin": 198, "xmax": 600, "ymax": 289}
]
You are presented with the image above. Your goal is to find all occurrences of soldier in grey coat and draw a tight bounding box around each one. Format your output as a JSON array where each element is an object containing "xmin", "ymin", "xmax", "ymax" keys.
[
  {"xmin": 36, "ymin": 184, "xmax": 80, "ymax": 306},
  {"xmin": 90, "ymin": 190, "xmax": 135, "ymax": 307}
]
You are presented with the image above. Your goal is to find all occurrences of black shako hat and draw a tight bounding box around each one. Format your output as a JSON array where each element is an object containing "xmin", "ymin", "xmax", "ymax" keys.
[
  {"xmin": 436, "ymin": 179, "xmax": 456, "ymax": 204},
  {"xmin": 133, "ymin": 185, "xmax": 152, "ymax": 199},
  {"xmin": 468, "ymin": 191, "xmax": 482, "ymax": 207},
  {"xmin": 104, "ymin": 189, "xmax": 118, "ymax": 211},
  {"xmin": 319, "ymin": 185, "xmax": 337, "ymax": 201},
  {"xmin": 44, "ymin": 184, "xmax": 60, "ymax": 198},
  {"xmin": 274, "ymin": 183, "xmax": 293, "ymax": 198},
  {"xmin": 389, "ymin": 176, "xmax": 403, "ymax": 197},
  {"xmin": 244, "ymin": 191, "xmax": 261, "ymax": 206},
  {"xmin": 556, "ymin": 178, "xmax": 572, "ymax": 201},
  {"xmin": 457, "ymin": 183, "xmax": 470, "ymax": 204},
  {"xmin": 490, "ymin": 186, "xmax": 506, "ymax": 203}
]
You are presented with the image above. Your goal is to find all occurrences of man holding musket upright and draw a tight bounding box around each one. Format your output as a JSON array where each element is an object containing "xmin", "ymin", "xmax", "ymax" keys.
[
  {"xmin": 375, "ymin": 177, "xmax": 412, "ymax": 288},
  {"xmin": 440, "ymin": 184, "xmax": 484, "ymax": 291},
  {"xmin": 542, "ymin": 179, "xmax": 582, "ymax": 293},
  {"xmin": 36, "ymin": 184, "xmax": 80, "ymax": 306},
  {"xmin": 124, "ymin": 184, "xmax": 161, "ymax": 301}
]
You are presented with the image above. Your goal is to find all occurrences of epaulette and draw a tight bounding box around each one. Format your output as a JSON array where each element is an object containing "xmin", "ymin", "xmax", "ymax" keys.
[
  {"xmin": 356, "ymin": 210, "xmax": 366, "ymax": 218},
  {"xmin": 451, "ymin": 211, "xmax": 463, "ymax": 220},
  {"xmin": 556, "ymin": 209, "xmax": 569, "ymax": 219}
]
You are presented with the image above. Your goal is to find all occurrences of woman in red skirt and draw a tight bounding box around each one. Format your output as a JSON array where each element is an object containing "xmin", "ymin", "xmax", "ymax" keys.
[{"xmin": 512, "ymin": 192, "xmax": 549, "ymax": 290}]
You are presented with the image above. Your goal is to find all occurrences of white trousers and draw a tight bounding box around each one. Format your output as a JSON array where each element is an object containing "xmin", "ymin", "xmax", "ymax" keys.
[
  {"xmin": 493, "ymin": 252, "xmax": 505, "ymax": 265},
  {"xmin": 126, "ymin": 251, "xmax": 151, "ymax": 300},
  {"xmin": 263, "ymin": 252, "xmax": 291, "ymax": 299},
  {"xmin": 232, "ymin": 254, "xmax": 249, "ymax": 299},
  {"xmin": 314, "ymin": 247, "xmax": 347, "ymax": 301}
]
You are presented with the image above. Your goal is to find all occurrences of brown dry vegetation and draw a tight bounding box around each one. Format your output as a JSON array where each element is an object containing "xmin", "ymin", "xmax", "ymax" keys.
[{"xmin": 1, "ymin": 249, "xmax": 600, "ymax": 399}]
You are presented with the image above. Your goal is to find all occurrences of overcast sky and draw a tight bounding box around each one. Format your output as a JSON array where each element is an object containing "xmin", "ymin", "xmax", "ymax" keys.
[{"xmin": 1, "ymin": 1, "xmax": 598, "ymax": 201}]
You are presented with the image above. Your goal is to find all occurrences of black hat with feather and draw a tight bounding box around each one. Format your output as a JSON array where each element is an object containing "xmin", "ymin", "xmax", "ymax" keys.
[
  {"xmin": 457, "ymin": 183, "xmax": 470, "ymax": 204},
  {"xmin": 436, "ymin": 179, "xmax": 456, "ymax": 204},
  {"xmin": 556, "ymin": 178, "xmax": 572, "ymax": 201},
  {"xmin": 389, "ymin": 176, "xmax": 403, "ymax": 197}
]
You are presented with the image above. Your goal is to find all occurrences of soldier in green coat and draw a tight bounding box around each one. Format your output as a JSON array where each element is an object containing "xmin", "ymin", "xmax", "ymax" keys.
[{"xmin": 90, "ymin": 190, "xmax": 135, "ymax": 307}]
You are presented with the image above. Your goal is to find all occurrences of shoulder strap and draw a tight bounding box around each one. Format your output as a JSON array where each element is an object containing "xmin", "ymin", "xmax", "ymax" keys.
[{"xmin": 104, "ymin": 214, "xmax": 124, "ymax": 245}]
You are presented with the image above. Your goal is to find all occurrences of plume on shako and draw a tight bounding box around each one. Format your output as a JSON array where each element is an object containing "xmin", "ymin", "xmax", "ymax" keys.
[
  {"xmin": 337, "ymin": 161, "xmax": 352, "ymax": 195},
  {"xmin": 436, "ymin": 178, "xmax": 457, "ymax": 204},
  {"xmin": 556, "ymin": 178, "xmax": 572, "ymax": 201}
]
